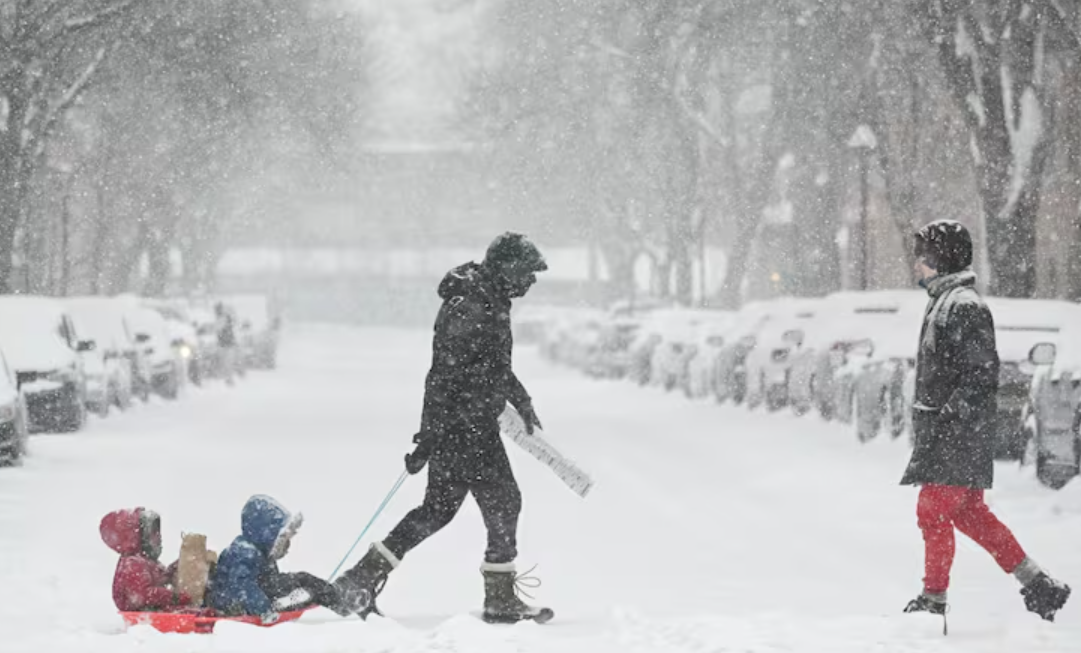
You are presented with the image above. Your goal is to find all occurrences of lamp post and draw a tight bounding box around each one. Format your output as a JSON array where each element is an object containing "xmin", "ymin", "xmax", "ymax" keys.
[{"xmin": 847, "ymin": 125, "xmax": 877, "ymax": 290}]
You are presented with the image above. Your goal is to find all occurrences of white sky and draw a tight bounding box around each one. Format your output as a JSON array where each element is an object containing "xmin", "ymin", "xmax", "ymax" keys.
[{"xmin": 351, "ymin": 0, "xmax": 498, "ymax": 147}]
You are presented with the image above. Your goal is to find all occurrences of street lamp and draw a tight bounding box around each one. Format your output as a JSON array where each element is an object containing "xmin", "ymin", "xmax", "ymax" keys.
[{"xmin": 847, "ymin": 125, "xmax": 877, "ymax": 290}]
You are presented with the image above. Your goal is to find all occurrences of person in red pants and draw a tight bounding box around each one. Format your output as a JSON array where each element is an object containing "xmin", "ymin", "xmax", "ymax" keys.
[{"xmin": 901, "ymin": 220, "xmax": 1070, "ymax": 624}]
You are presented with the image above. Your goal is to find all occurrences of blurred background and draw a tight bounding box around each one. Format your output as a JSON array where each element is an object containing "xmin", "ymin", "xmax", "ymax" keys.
[{"xmin": 3, "ymin": 0, "xmax": 1081, "ymax": 326}]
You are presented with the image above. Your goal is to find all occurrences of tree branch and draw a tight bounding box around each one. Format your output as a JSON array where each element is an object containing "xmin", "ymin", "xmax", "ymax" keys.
[{"xmin": 30, "ymin": 45, "xmax": 107, "ymax": 159}]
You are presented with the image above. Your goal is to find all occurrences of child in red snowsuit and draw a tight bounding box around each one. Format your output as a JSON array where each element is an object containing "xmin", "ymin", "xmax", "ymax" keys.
[{"xmin": 100, "ymin": 508, "xmax": 192, "ymax": 612}]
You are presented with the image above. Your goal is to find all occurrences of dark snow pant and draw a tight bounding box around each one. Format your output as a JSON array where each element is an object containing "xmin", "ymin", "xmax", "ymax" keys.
[
  {"xmin": 917, "ymin": 484, "xmax": 1027, "ymax": 594},
  {"xmin": 382, "ymin": 468, "xmax": 522, "ymax": 564},
  {"xmin": 261, "ymin": 571, "xmax": 341, "ymax": 612}
]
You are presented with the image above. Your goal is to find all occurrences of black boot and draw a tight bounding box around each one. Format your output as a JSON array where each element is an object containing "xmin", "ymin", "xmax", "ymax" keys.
[
  {"xmin": 904, "ymin": 591, "xmax": 948, "ymax": 635},
  {"xmin": 904, "ymin": 591, "xmax": 947, "ymax": 615},
  {"xmin": 1021, "ymin": 573, "xmax": 1071, "ymax": 622},
  {"xmin": 481, "ymin": 562, "xmax": 554, "ymax": 624},
  {"xmin": 333, "ymin": 542, "xmax": 398, "ymax": 619}
]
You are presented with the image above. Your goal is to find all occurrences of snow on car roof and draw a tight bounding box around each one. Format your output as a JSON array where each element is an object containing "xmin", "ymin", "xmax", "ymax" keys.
[
  {"xmin": 63, "ymin": 297, "xmax": 132, "ymax": 351},
  {"xmin": 0, "ymin": 296, "xmax": 76, "ymax": 371}
]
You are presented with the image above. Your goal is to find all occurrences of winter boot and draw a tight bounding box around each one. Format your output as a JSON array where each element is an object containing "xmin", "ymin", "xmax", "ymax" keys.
[
  {"xmin": 1021, "ymin": 573, "xmax": 1071, "ymax": 622},
  {"xmin": 904, "ymin": 591, "xmax": 948, "ymax": 635},
  {"xmin": 480, "ymin": 562, "xmax": 554, "ymax": 624},
  {"xmin": 333, "ymin": 542, "xmax": 398, "ymax": 619}
]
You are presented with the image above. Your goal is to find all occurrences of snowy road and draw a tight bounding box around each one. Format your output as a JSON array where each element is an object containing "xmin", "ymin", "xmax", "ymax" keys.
[{"xmin": 2, "ymin": 325, "xmax": 1079, "ymax": 652}]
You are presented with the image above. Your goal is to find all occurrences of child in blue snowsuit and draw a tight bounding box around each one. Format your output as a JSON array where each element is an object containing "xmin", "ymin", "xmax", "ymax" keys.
[{"xmin": 208, "ymin": 495, "xmax": 350, "ymax": 621}]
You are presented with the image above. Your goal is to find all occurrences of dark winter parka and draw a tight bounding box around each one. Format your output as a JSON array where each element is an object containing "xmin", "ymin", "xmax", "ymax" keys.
[
  {"xmin": 416, "ymin": 262, "xmax": 532, "ymax": 483},
  {"xmin": 901, "ymin": 271, "xmax": 1000, "ymax": 489}
]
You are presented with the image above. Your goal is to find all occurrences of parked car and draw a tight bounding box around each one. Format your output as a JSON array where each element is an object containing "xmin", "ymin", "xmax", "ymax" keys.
[
  {"xmin": 684, "ymin": 314, "xmax": 737, "ymax": 399},
  {"xmin": 648, "ymin": 309, "xmax": 721, "ymax": 392},
  {"xmin": 68, "ymin": 296, "xmax": 151, "ymax": 403},
  {"xmin": 844, "ymin": 317, "xmax": 922, "ymax": 442},
  {"xmin": 65, "ymin": 298, "xmax": 138, "ymax": 416},
  {"xmin": 0, "ymin": 348, "xmax": 29, "ymax": 465},
  {"xmin": 583, "ymin": 315, "xmax": 644, "ymax": 379},
  {"xmin": 786, "ymin": 291, "xmax": 926, "ymax": 420},
  {"xmin": 1024, "ymin": 311, "xmax": 1081, "ymax": 489},
  {"xmin": 712, "ymin": 300, "xmax": 782, "ymax": 405},
  {"xmin": 0, "ymin": 296, "xmax": 87, "ymax": 433},
  {"xmin": 118, "ymin": 299, "xmax": 184, "ymax": 400},
  {"xmin": 983, "ymin": 298, "xmax": 1074, "ymax": 460},
  {"xmin": 743, "ymin": 301, "xmax": 819, "ymax": 411}
]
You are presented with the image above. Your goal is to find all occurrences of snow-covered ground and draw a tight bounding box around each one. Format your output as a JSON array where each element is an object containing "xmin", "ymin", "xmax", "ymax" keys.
[{"xmin": 2, "ymin": 324, "xmax": 1079, "ymax": 652}]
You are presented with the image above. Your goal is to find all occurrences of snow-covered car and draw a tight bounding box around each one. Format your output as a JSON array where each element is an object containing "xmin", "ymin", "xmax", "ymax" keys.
[
  {"xmin": 119, "ymin": 301, "xmax": 184, "ymax": 400},
  {"xmin": 743, "ymin": 301, "xmax": 820, "ymax": 411},
  {"xmin": 66, "ymin": 296, "xmax": 148, "ymax": 404},
  {"xmin": 648, "ymin": 309, "xmax": 722, "ymax": 392},
  {"xmin": 983, "ymin": 298, "xmax": 1075, "ymax": 461},
  {"xmin": 582, "ymin": 316, "xmax": 644, "ymax": 379},
  {"xmin": 65, "ymin": 297, "xmax": 138, "ymax": 416},
  {"xmin": 537, "ymin": 308, "xmax": 606, "ymax": 368},
  {"xmin": 1023, "ymin": 306, "xmax": 1081, "ymax": 489},
  {"xmin": 786, "ymin": 290, "xmax": 926, "ymax": 420},
  {"xmin": 0, "ymin": 296, "xmax": 87, "ymax": 433},
  {"xmin": 712, "ymin": 300, "xmax": 780, "ymax": 405},
  {"xmin": 845, "ymin": 316, "xmax": 922, "ymax": 443},
  {"xmin": 684, "ymin": 313, "xmax": 737, "ymax": 399},
  {"xmin": 0, "ymin": 347, "xmax": 29, "ymax": 465}
]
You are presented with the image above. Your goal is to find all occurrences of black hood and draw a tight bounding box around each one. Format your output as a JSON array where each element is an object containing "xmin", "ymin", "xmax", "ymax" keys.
[{"xmin": 438, "ymin": 262, "xmax": 498, "ymax": 302}]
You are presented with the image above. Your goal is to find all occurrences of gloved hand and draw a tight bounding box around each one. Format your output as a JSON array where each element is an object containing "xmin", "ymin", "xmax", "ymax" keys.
[
  {"xmin": 260, "ymin": 610, "xmax": 280, "ymax": 625},
  {"xmin": 404, "ymin": 434, "xmax": 431, "ymax": 475},
  {"xmin": 518, "ymin": 403, "xmax": 543, "ymax": 435}
]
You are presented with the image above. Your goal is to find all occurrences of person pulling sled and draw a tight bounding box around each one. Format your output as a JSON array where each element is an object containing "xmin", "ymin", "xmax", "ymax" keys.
[
  {"xmin": 334, "ymin": 232, "xmax": 554, "ymax": 624},
  {"xmin": 901, "ymin": 220, "xmax": 1070, "ymax": 631}
]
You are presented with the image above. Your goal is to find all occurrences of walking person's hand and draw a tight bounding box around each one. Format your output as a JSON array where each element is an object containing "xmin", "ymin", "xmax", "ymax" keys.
[
  {"xmin": 519, "ymin": 403, "xmax": 543, "ymax": 435},
  {"xmin": 404, "ymin": 434, "xmax": 431, "ymax": 475}
]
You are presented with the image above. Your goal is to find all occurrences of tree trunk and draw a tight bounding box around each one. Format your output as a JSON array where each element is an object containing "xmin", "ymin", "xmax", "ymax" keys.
[
  {"xmin": 0, "ymin": 91, "xmax": 28, "ymax": 294},
  {"xmin": 1063, "ymin": 59, "xmax": 1081, "ymax": 301}
]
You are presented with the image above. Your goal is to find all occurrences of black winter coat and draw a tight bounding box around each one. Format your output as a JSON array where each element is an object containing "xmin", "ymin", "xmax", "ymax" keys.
[
  {"xmin": 901, "ymin": 271, "xmax": 1000, "ymax": 489},
  {"xmin": 416, "ymin": 262, "xmax": 532, "ymax": 483}
]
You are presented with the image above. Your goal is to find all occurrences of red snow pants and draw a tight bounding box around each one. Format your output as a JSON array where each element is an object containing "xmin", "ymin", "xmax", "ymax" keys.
[{"xmin": 917, "ymin": 484, "xmax": 1027, "ymax": 594}]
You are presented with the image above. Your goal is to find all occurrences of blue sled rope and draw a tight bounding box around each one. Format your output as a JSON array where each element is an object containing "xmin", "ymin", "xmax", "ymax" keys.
[{"xmin": 327, "ymin": 470, "xmax": 408, "ymax": 582}]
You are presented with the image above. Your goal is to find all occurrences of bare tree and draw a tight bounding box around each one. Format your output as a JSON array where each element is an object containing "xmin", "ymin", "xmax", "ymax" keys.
[{"xmin": 0, "ymin": 0, "xmax": 139, "ymax": 292}]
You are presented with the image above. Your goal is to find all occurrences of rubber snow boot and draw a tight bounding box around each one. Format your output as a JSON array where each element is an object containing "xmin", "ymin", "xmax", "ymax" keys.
[
  {"xmin": 1021, "ymin": 573, "xmax": 1071, "ymax": 622},
  {"xmin": 333, "ymin": 542, "xmax": 398, "ymax": 619},
  {"xmin": 481, "ymin": 562, "xmax": 554, "ymax": 624},
  {"xmin": 904, "ymin": 591, "xmax": 948, "ymax": 635}
]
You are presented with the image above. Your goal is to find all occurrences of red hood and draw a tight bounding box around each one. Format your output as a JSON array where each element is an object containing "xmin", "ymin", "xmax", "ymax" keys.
[{"xmin": 100, "ymin": 508, "xmax": 143, "ymax": 555}]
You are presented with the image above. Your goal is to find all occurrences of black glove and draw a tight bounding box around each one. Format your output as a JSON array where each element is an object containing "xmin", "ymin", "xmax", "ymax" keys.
[
  {"xmin": 404, "ymin": 434, "xmax": 431, "ymax": 475},
  {"xmin": 518, "ymin": 403, "xmax": 543, "ymax": 435}
]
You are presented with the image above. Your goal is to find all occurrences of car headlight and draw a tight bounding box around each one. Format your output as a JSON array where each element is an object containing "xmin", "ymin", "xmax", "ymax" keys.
[
  {"xmin": 178, "ymin": 344, "xmax": 193, "ymax": 359},
  {"xmin": 0, "ymin": 402, "xmax": 15, "ymax": 422}
]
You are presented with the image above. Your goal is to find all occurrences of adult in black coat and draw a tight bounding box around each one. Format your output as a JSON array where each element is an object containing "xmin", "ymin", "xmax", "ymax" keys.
[
  {"xmin": 901, "ymin": 220, "xmax": 1070, "ymax": 625},
  {"xmin": 334, "ymin": 232, "xmax": 554, "ymax": 625}
]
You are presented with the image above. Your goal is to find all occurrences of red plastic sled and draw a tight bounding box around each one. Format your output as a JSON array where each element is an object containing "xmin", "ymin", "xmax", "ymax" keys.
[{"xmin": 120, "ymin": 608, "xmax": 310, "ymax": 634}]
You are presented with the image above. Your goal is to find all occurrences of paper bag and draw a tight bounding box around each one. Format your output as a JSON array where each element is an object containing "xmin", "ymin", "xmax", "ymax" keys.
[{"xmin": 176, "ymin": 533, "xmax": 212, "ymax": 606}]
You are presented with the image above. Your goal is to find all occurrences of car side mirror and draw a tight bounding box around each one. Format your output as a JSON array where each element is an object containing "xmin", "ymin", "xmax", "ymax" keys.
[
  {"xmin": 1029, "ymin": 342, "xmax": 1056, "ymax": 366},
  {"xmin": 135, "ymin": 333, "xmax": 151, "ymax": 344},
  {"xmin": 76, "ymin": 340, "xmax": 95, "ymax": 353}
]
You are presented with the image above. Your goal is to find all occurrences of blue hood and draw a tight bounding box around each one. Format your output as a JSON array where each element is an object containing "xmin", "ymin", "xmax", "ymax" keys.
[{"xmin": 240, "ymin": 495, "xmax": 300, "ymax": 556}]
